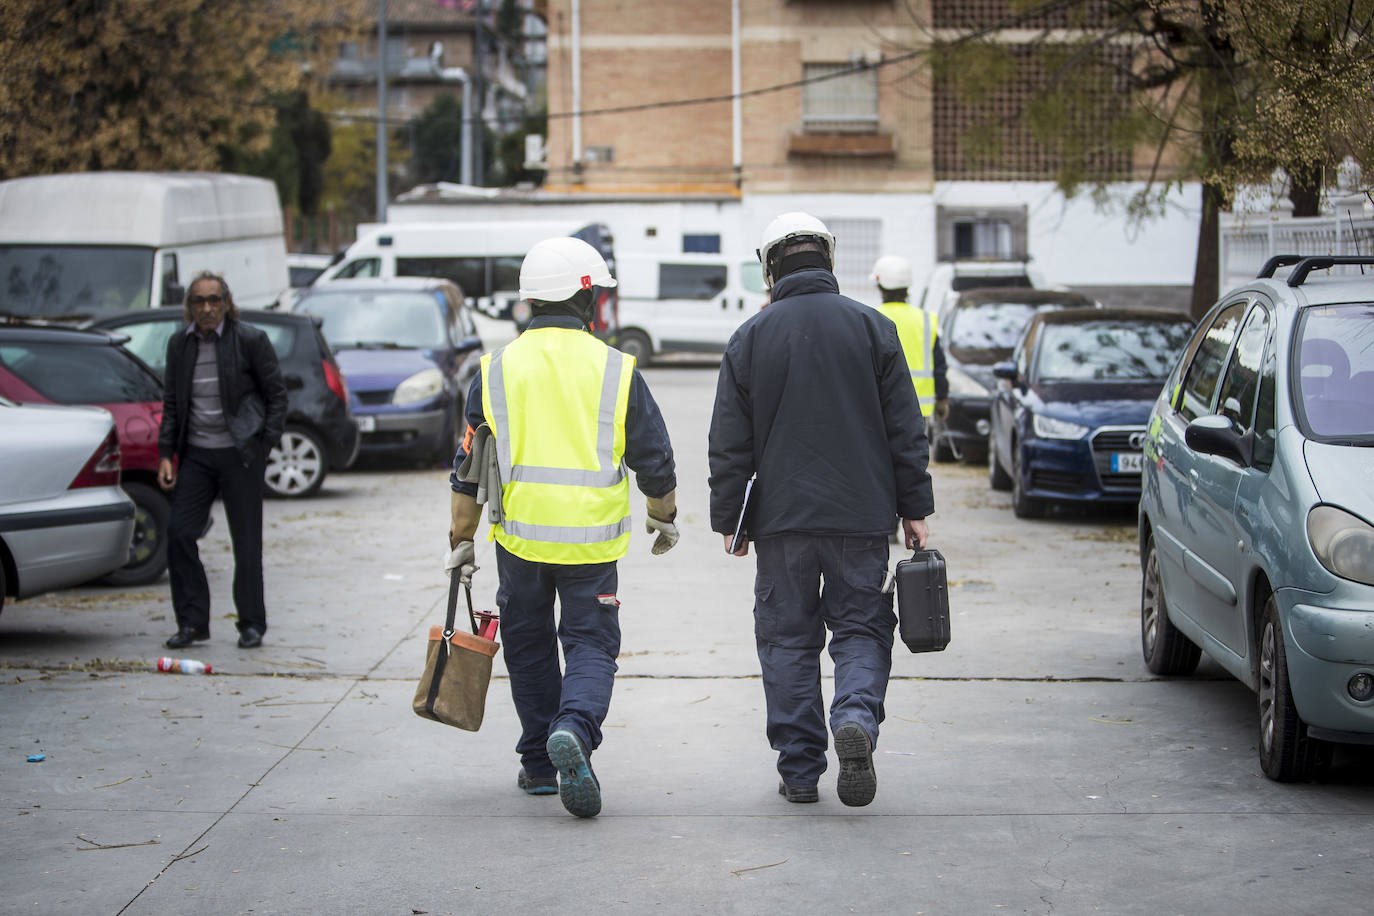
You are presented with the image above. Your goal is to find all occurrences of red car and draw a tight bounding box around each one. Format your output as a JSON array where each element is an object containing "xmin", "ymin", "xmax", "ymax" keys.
[{"xmin": 0, "ymin": 325, "xmax": 166, "ymax": 585}]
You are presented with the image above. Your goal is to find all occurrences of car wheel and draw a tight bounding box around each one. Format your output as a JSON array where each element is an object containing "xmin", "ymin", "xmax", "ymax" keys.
[
  {"xmin": 266, "ymin": 426, "xmax": 328, "ymax": 499},
  {"xmin": 1011, "ymin": 446, "xmax": 1045, "ymax": 518},
  {"xmin": 988, "ymin": 435, "xmax": 1012, "ymax": 491},
  {"xmin": 1140, "ymin": 536, "xmax": 1201, "ymax": 675},
  {"xmin": 102, "ymin": 481, "xmax": 170, "ymax": 586},
  {"xmin": 1257, "ymin": 595, "xmax": 1331, "ymax": 781},
  {"xmin": 930, "ymin": 418, "xmax": 956, "ymax": 463},
  {"xmin": 614, "ymin": 330, "xmax": 652, "ymax": 366}
]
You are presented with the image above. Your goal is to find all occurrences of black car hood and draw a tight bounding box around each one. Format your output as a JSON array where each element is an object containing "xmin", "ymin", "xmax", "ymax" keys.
[{"xmin": 1031, "ymin": 379, "xmax": 1164, "ymax": 427}]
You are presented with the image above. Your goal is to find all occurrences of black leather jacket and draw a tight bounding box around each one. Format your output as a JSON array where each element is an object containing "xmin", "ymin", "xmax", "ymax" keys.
[{"xmin": 158, "ymin": 317, "xmax": 288, "ymax": 467}]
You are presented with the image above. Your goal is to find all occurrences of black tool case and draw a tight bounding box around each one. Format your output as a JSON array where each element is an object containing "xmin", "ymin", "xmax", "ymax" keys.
[{"xmin": 889, "ymin": 548, "xmax": 950, "ymax": 653}]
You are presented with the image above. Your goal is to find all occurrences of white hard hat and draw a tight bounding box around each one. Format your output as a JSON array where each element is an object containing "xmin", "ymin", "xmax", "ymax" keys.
[
  {"xmin": 757, "ymin": 211, "xmax": 835, "ymax": 289},
  {"xmin": 871, "ymin": 254, "xmax": 912, "ymax": 290},
  {"xmin": 518, "ymin": 236, "xmax": 618, "ymax": 303}
]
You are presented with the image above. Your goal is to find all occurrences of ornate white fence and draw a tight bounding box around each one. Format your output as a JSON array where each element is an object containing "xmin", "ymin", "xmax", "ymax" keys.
[{"xmin": 1221, "ymin": 208, "xmax": 1374, "ymax": 290}]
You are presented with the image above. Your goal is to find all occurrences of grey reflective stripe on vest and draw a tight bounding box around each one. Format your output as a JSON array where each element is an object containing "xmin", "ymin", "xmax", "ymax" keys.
[
  {"xmin": 486, "ymin": 345, "xmax": 628, "ymax": 488},
  {"xmin": 910, "ymin": 368, "xmax": 935, "ymax": 380},
  {"xmin": 500, "ymin": 517, "xmax": 633, "ymax": 544}
]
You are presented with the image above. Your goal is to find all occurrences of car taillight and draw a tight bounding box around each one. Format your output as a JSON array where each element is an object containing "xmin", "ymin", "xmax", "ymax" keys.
[
  {"xmin": 69, "ymin": 428, "xmax": 121, "ymax": 489},
  {"xmin": 323, "ymin": 359, "xmax": 348, "ymax": 402}
]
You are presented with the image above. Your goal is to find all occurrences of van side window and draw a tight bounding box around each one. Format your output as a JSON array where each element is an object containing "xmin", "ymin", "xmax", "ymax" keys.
[
  {"xmin": 337, "ymin": 258, "xmax": 380, "ymax": 279},
  {"xmin": 1178, "ymin": 301, "xmax": 1245, "ymax": 422},
  {"xmin": 683, "ymin": 234, "xmax": 721, "ymax": 253},
  {"xmin": 398, "ymin": 257, "xmax": 485, "ymax": 298},
  {"xmin": 659, "ymin": 263, "xmax": 726, "ymax": 300}
]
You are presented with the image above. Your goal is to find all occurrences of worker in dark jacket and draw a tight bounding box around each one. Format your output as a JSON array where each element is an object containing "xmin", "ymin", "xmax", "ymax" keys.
[
  {"xmin": 158, "ymin": 270, "xmax": 288, "ymax": 651},
  {"xmin": 708, "ymin": 212, "xmax": 935, "ymax": 808}
]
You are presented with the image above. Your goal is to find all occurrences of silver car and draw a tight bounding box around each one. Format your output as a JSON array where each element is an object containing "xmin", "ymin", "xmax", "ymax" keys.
[
  {"xmin": 0, "ymin": 397, "xmax": 135, "ymax": 611},
  {"xmin": 1138, "ymin": 255, "xmax": 1374, "ymax": 780}
]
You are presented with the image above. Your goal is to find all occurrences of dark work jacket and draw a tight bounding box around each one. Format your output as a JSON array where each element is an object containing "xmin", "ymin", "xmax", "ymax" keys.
[
  {"xmin": 708, "ymin": 268, "xmax": 934, "ymax": 538},
  {"xmin": 159, "ymin": 317, "xmax": 289, "ymax": 467},
  {"xmin": 449, "ymin": 314, "xmax": 677, "ymax": 500}
]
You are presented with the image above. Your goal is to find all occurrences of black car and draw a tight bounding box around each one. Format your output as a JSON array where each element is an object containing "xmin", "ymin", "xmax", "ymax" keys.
[
  {"xmin": 88, "ymin": 308, "xmax": 360, "ymax": 498},
  {"xmin": 930, "ymin": 288, "xmax": 1098, "ymax": 462}
]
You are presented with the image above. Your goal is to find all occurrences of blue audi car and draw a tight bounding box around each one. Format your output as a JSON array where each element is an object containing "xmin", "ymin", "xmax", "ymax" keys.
[{"xmin": 987, "ymin": 308, "xmax": 1194, "ymax": 517}]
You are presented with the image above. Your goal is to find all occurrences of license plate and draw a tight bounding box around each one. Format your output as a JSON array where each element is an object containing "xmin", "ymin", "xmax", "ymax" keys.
[
  {"xmin": 1111, "ymin": 452, "xmax": 1143, "ymax": 473},
  {"xmin": 357, "ymin": 416, "xmax": 376, "ymax": 433}
]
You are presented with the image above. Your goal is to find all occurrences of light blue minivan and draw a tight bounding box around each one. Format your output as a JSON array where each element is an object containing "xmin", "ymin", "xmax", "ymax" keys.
[{"xmin": 1138, "ymin": 255, "xmax": 1374, "ymax": 781}]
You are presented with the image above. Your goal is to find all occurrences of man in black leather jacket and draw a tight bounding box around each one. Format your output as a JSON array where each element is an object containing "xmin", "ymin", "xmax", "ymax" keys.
[
  {"xmin": 708, "ymin": 213, "xmax": 935, "ymax": 808},
  {"xmin": 157, "ymin": 271, "xmax": 287, "ymax": 650}
]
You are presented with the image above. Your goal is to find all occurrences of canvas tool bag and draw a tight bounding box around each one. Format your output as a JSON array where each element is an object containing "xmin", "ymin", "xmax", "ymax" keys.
[{"xmin": 412, "ymin": 569, "xmax": 499, "ymax": 730}]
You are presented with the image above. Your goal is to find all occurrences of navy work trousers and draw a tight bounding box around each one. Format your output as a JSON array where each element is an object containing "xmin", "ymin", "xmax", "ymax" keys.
[
  {"xmin": 166, "ymin": 445, "xmax": 268, "ymax": 636},
  {"xmin": 494, "ymin": 541, "xmax": 620, "ymax": 779},
  {"xmin": 753, "ymin": 533, "xmax": 895, "ymax": 786}
]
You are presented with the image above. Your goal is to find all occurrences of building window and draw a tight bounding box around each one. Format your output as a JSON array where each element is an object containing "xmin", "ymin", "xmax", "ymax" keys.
[
  {"xmin": 822, "ymin": 218, "xmax": 882, "ymax": 295},
  {"xmin": 585, "ymin": 145, "xmax": 614, "ymax": 163},
  {"xmin": 936, "ymin": 207, "xmax": 1028, "ymax": 262},
  {"xmin": 683, "ymin": 234, "xmax": 721, "ymax": 254},
  {"xmin": 802, "ymin": 62, "xmax": 878, "ymax": 133}
]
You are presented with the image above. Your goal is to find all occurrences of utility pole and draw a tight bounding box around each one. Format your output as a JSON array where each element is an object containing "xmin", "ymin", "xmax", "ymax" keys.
[
  {"xmin": 472, "ymin": 0, "xmax": 486, "ymax": 186},
  {"xmin": 376, "ymin": 0, "xmax": 389, "ymax": 221}
]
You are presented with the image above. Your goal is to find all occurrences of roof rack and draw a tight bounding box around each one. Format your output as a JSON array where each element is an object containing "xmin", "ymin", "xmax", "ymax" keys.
[
  {"xmin": 1256, "ymin": 255, "xmax": 1305, "ymax": 278},
  {"xmin": 1286, "ymin": 256, "xmax": 1374, "ymax": 287}
]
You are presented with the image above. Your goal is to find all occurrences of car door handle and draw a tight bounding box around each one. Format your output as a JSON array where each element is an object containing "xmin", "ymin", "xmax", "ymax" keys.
[
  {"xmin": 721, "ymin": 298, "xmax": 728, "ymax": 310},
  {"xmin": 738, "ymin": 298, "xmax": 744, "ymax": 310},
  {"xmin": 1189, "ymin": 468, "xmax": 1199, "ymax": 492}
]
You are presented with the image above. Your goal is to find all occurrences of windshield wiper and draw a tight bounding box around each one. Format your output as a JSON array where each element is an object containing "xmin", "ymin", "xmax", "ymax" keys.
[{"xmin": 331, "ymin": 340, "xmax": 404, "ymax": 350}]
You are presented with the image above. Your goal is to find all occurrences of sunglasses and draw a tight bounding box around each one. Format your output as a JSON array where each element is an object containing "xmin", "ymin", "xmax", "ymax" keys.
[{"xmin": 188, "ymin": 294, "xmax": 225, "ymax": 308}]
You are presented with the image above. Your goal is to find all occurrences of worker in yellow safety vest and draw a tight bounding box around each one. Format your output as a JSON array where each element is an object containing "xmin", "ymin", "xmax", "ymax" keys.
[
  {"xmin": 872, "ymin": 254, "xmax": 948, "ymax": 424},
  {"xmin": 445, "ymin": 236, "xmax": 679, "ymax": 819}
]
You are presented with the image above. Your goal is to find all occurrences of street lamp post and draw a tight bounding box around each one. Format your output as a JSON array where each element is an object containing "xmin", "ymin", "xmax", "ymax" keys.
[{"xmin": 376, "ymin": 0, "xmax": 389, "ymax": 222}]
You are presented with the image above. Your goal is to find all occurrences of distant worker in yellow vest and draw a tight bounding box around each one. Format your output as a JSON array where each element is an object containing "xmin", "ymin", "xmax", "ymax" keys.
[
  {"xmin": 446, "ymin": 236, "xmax": 680, "ymax": 819},
  {"xmin": 872, "ymin": 254, "xmax": 948, "ymax": 424}
]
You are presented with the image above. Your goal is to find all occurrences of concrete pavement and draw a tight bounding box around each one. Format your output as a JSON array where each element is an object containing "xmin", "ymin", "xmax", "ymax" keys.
[{"xmin": 4, "ymin": 348, "xmax": 1374, "ymax": 915}]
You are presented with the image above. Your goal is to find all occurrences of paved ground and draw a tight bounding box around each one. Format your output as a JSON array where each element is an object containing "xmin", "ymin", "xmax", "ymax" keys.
[{"xmin": 4, "ymin": 338, "xmax": 1374, "ymax": 915}]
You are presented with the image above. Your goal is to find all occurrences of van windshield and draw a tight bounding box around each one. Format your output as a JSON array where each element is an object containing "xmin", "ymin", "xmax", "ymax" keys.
[{"xmin": 0, "ymin": 245, "xmax": 154, "ymax": 319}]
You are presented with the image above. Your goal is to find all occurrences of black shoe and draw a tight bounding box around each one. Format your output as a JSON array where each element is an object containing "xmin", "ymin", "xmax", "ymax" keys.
[
  {"xmin": 237, "ymin": 626, "xmax": 263, "ymax": 649},
  {"xmin": 834, "ymin": 722, "xmax": 877, "ymax": 807},
  {"xmin": 165, "ymin": 626, "xmax": 210, "ymax": 650},
  {"xmin": 778, "ymin": 781, "xmax": 819, "ymax": 804},
  {"xmin": 517, "ymin": 768, "xmax": 558, "ymax": 796}
]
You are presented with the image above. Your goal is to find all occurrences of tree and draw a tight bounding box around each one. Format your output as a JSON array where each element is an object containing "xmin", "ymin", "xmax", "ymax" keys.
[
  {"xmin": 220, "ymin": 91, "xmax": 333, "ymax": 217},
  {"xmin": 0, "ymin": 1, "xmax": 358, "ymax": 181},
  {"xmin": 922, "ymin": 0, "xmax": 1374, "ymax": 317},
  {"xmin": 321, "ymin": 119, "xmax": 410, "ymax": 221},
  {"xmin": 410, "ymin": 93, "xmax": 465, "ymax": 185}
]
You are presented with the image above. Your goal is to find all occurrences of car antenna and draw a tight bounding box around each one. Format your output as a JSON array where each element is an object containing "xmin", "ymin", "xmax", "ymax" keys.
[{"xmin": 1351, "ymin": 205, "xmax": 1366, "ymax": 275}]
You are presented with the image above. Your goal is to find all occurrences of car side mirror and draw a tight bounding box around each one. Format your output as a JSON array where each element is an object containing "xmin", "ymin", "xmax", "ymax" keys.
[
  {"xmin": 1185, "ymin": 414, "xmax": 1254, "ymax": 467},
  {"xmin": 992, "ymin": 361, "xmax": 1018, "ymax": 382}
]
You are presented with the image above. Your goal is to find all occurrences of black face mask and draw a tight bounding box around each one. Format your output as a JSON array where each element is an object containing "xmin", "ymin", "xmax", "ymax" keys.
[{"xmin": 774, "ymin": 249, "xmax": 831, "ymax": 282}]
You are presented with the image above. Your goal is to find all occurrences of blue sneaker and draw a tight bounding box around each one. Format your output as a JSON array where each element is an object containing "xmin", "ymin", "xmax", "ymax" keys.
[
  {"xmin": 517, "ymin": 768, "xmax": 558, "ymax": 796},
  {"xmin": 546, "ymin": 729, "xmax": 601, "ymax": 818}
]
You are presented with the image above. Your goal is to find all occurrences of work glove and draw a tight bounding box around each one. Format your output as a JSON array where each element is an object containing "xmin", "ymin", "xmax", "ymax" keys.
[
  {"xmin": 933, "ymin": 398, "xmax": 950, "ymax": 421},
  {"xmin": 645, "ymin": 515, "xmax": 680, "ymax": 555},
  {"xmin": 443, "ymin": 539, "xmax": 479, "ymax": 587}
]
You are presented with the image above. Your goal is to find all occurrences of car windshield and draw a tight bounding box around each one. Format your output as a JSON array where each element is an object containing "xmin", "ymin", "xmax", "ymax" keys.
[
  {"xmin": 949, "ymin": 300, "xmax": 1082, "ymax": 360},
  {"xmin": 299, "ymin": 291, "xmax": 446, "ymax": 349},
  {"xmin": 0, "ymin": 340, "xmax": 160, "ymax": 403},
  {"xmin": 1294, "ymin": 303, "xmax": 1374, "ymax": 441},
  {"xmin": 1036, "ymin": 319, "xmax": 1193, "ymax": 382},
  {"xmin": 0, "ymin": 245, "xmax": 154, "ymax": 319}
]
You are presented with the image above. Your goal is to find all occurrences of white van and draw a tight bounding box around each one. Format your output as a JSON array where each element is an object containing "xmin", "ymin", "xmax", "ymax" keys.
[
  {"xmin": 318, "ymin": 219, "xmax": 616, "ymax": 321},
  {"xmin": 0, "ymin": 171, "xmax": 289, "ymax": 319},
  {"xmin": 611, "ymin": 252, "xmax": 767, "ymax": 364}
]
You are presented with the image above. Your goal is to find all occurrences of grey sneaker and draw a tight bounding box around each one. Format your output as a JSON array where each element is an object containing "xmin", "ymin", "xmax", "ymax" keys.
[
  {"xmin": 517, "ymin": 768, "xmax": 558, "ymax": 796},
  {"xmin": 834, "ymin": 723, "xmax": 877, "ymax": 807},
  {"xmin": 778, "ymin": 781, "xmax": 819, "ymax": 804},
  {"xmin": 546, "ymin": 729, "xmax": 601, "ymax": 818}
]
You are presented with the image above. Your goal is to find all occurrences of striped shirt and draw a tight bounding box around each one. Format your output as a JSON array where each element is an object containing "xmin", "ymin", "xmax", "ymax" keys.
[{"xmin": 187, "ymin": 332, "xmax": 235, "ymax": 448}]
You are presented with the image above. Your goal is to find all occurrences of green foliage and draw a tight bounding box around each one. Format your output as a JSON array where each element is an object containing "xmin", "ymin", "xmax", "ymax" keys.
[{"xmin": 410, "ymin": 93, "xmax": 465, "ymax": 185}]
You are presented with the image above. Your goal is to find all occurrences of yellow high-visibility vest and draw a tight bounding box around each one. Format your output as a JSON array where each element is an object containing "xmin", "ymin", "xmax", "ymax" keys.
[
  {"xmin": 878, "ymin": 300, "xmax": 937, "ymax": 414},
  {"xmin": 480, "ymin": 327, "xmax": 635, "ymax": 564}
]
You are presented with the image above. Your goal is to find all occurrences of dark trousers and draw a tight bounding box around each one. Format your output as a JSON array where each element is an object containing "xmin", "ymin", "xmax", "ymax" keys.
[
  {"xmin": 494, "ymin": 541, "xmax": 620, "ymax": 779},
  {"xmin": 753, "ymin": 533, "xmax": 894, "ymax": 785},
  {"xmin": 166, "ymin": 445, "xmax": 268, "ymax": 635}
]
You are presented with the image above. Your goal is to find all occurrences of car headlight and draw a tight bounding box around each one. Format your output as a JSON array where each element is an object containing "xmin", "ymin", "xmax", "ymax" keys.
[
  {"xmin": 1307, "ymin": 505, "xmax": 1374, "ymax": 586},
  {"xmin": 1032, "ymin": 413, "xmax": 1089, "ymax": 440},
  {"xmin": 392, "ymin": 368, "xmax": 444, "ymax": 406},
  {"xmin": 946, "ymin": 366, "xmax": 989, "ymax": 398}
]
